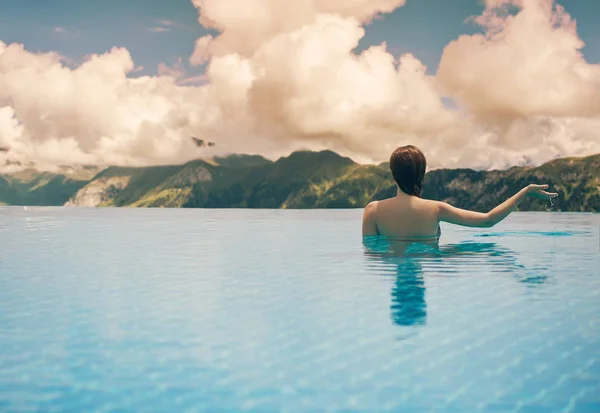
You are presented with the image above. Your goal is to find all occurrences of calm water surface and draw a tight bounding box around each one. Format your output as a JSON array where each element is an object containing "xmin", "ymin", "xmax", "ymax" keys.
[{"xmin": 0, "ymin": 208, "xmax": 599, "ymax": 413}]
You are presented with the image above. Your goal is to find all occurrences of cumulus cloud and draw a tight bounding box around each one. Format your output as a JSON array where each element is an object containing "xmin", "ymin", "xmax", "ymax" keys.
[
  {"xmin": 439, "ymin": 0, "xmax": 600, "ymax": 119},
  {"xmin": 437, "ymin": 0, "xmax": 600, "ymax": 165},
  {"xmin": 0, "ymin": 0, "xmax": 599, "ymax": 171},
  {"xmin": 0, "ymin": 42, "xmax": 219, "ymax": 167},
  {"xmin": 187, "ymin": 0, "xmax": 467, "ymax": 162},
  {"xmin": 157, "ymin": 57, "xmax": 186, "ymax": 79},
  {"xmin": 201, "ymin": 14, "xmax": 462, "ymax": 159},
  {"xmin": 190, "ymin": 0, "xmax": 407, "ymax": 58},
  {"xmin": 190, "ymin": 35, "xmax": 213, "ymax": 66}
]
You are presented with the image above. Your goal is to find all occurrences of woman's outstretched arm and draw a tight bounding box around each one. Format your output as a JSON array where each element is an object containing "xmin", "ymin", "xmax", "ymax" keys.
[{"xmin": 437, "ymin": 184, "xmax": 558, "ymax": 228}]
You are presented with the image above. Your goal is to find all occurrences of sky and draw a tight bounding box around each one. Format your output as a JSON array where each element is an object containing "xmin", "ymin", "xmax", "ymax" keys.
[{"xmin": 0, "ymin": 0, "xmax": 599, "ymax": 170}]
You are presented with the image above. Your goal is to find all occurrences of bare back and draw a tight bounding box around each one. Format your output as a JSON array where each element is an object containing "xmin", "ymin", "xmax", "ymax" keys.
[{"xmin": 367, "ymin": 195, "xmax": 440, "ymax": 240}]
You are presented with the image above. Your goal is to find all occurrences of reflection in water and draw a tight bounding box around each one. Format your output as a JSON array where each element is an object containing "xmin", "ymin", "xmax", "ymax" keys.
[
  {"xmin": 362, "ymin": 236, "xmax": 551, "ymax": 328},
  {"xmin": 474, "ymin": 231, "xmax": 587, "ymax": 237},
  {"xmin": 390, "ymin": 258, "xmax": 426, "ymax": 326},
  {"xmin": 362, "ymin": 237, "xmax": 435, "ymax": 327}
]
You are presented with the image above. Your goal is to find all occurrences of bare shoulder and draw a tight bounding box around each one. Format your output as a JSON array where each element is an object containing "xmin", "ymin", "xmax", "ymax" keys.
[
  {"xmin": 362, "ymin": 201, "xmax": 380, "ymax": 236},
  {"xmin": 416, "ymin": 197, "xmax": 444, "ymax": 213},
  {"xmin": 363, "ymin": 200, "xmax": 379, "ymax": 216},
  {"xmin": 365, "ymin": 200, "xmax": 379, "ymax": 210}
]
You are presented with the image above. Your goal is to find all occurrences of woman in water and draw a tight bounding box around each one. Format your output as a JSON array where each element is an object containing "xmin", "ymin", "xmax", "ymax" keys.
[{"xmin": 362, "ymin": 145, "xmax": 558, "ymax": 240}]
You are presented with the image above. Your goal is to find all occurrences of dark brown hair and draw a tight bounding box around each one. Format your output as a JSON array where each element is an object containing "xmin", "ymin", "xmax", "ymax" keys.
[{"xmin": 389, "ymin": 145, "xmax": 427, "ymax": 197}]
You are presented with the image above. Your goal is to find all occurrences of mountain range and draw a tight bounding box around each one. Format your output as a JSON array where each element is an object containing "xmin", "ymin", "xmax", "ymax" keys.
[{"xmin": 0, "ymin": 150, "xmax": 598, "ymax": 212}]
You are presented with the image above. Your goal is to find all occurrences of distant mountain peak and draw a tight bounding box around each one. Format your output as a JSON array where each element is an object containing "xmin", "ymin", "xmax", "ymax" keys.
[
  {"xmin": 211, "ymin": 153, "xmax": 272, "ymax": 168},
  {"xmin": 280, "ymin": 149, "xmax": 355, "ymax": 164}
]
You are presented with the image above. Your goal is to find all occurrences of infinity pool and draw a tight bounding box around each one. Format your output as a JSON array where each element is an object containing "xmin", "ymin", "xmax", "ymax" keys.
[{"xmin": 0, "ymin": 208, "xmax": 598, "ymax": 413}]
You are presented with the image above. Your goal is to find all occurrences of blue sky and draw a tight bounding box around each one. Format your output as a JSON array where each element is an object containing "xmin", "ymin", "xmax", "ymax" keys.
[{"xmin": 1, "ymin": 0, "xmax": 598, "ymax": 79}]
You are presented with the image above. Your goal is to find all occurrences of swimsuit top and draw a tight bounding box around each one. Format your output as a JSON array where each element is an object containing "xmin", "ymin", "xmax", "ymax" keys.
[{"xmin": 381, "ymin": 224, "xmax": 441, "ymax": 242}]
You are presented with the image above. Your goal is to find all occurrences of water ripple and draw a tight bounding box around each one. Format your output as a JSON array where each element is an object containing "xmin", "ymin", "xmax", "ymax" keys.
[{"xmin": 0, "ymin": 208, "xmax": 598, "ymax": 413}]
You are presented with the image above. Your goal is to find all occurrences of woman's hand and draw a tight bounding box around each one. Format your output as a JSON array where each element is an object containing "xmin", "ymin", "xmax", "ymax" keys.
[{"xmin": 526, "ymin": 184, "xmax": 558, "ymax": 199}]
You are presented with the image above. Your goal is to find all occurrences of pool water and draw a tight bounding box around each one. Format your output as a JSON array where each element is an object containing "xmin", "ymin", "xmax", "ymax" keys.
[{"xmin": 0, "ymin": 208, "xmax": 598, "ymax": 413}]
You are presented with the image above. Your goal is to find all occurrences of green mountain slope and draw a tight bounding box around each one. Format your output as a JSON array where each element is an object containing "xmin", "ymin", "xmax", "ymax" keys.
[
  {"xmin": 0, "ymin": 166, "xmax": 100, "ymax": 206},
  {"xmin": 420, "ymin": 154, "xmax": 600, "ymax": 212},
  {"xmin": 199, "ymin": 150, "xmax": 356, "ymax": 208},
  {"xmin": 0, "ymin": 152, "xmax": 598, "ymax": 211}
]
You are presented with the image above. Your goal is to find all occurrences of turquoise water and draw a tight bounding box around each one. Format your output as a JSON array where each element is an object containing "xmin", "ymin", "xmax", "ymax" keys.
[{"xmin": 0, "ymin": 208, "xmax": 599, "ymax": 413}]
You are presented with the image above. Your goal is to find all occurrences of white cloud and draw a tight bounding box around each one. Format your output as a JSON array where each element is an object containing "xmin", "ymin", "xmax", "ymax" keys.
[
  {"xmin": 436, "ymin": 0, "xmax": 600, "ymax": 166},
  {"xmin": 0, "ymin": 42, "xmax": 217, "ymax": 168},
  {"xmin": 157, "ymin": 57, "xmax": 185, "ymax": 79},
  {"xmin": 149, "ymin": 19, "xmax": 188, "ymax": 33},
  {"xmin": 1, "ymin": 0, "xmax": 599, "ymax": 171},
  {"xmin": 178, "ymin": 75, "xmax": 210, "ymax": 86},
  {"xmin": 186, "ymin": 0, "xmax": 463, "ymax": 162},
  {"xmin": 190, "ymin": 35, "xmax": 214, "ymax": 66},
  {"xmin": 148, "ymin": 27, "xmax": 170, "ymax": 33},
  {"xmin": 439, "ymin": 0, "xmax": 600, "ymax": 119},
  {"xmin": 157, "ymin": 57, "xmax": 211, "ymax": 87},
  {"xmin": 190, "ymin": 0, "xmax": 407, "ymax": 58},
  {"xmin": 156, "ymin": 19, "xmax": 178, "ymax": 27}
]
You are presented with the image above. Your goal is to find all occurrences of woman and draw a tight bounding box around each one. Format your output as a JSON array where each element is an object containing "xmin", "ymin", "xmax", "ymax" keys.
[{"xmin": 362, "ymin": 145, "xmax": 558, "ymax": 239}]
